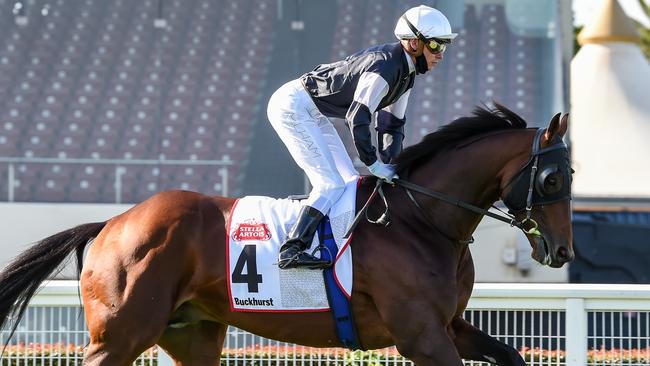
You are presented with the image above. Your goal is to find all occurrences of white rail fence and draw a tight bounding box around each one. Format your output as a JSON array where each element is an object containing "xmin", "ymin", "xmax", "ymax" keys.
[{"xmin": 1, "ymin": 281, "xmax": 649, "ymax": 365}]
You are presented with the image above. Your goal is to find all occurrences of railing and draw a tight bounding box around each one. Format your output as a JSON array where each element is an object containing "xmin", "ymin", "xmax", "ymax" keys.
[
  {"xmin": 0, "ymin": 157, "xmax": 232, "ymax": 202},
  {"xmin": 1, "ymin": 281, "xmax": 649, "ymax": 365}
]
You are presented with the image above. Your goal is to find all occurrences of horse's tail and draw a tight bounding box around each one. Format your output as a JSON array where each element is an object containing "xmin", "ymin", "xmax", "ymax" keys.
[{"xmin": 0, "ymin": 222, "xmax": 106, "ymax": 341}]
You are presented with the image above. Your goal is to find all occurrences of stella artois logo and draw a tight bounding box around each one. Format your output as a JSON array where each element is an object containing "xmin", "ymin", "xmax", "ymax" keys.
[{"xmin": 232, "ymin": 220, "xmax": 272, "ymax": 241}]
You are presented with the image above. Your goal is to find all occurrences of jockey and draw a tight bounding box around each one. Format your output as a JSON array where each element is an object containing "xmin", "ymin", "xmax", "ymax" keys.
[{"xmin": 268, "ymin": 5, "xmax": 457, "ymax": 269}]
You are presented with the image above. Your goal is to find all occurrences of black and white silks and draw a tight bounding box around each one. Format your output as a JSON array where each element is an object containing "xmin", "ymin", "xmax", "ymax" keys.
[{"xmin": 301, "ymin": 42, "xmax": 415, "ymax": 165}]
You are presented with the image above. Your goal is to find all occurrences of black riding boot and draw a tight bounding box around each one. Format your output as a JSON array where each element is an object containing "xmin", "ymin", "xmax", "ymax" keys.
[{"xmin": 278, "ymin": 206, "xmax": 331, "ymax": 269}]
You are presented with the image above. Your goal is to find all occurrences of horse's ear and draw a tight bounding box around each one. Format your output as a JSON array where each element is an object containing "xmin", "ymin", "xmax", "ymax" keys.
[
  {"xmin": 558, "ymin": 113, "xmax": 569, "ymax": 137},
  {"xmin": 544, "ymin": 112, "xmax": 562, "ymax": 141}
]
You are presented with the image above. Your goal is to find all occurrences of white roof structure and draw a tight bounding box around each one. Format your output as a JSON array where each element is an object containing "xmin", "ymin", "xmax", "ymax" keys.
[{"xmin": 571, "ymin": 0, "xmax": 650, "ymax": 199}]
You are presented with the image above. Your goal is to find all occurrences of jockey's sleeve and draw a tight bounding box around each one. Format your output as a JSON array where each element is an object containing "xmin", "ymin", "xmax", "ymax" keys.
[
  {"xmin": 346, "ymin": 71, "xmax": 389, "ymax": 166},
  {"xmin": 376, "ymin": 89, "xmax": 410, "ymax": 163}
]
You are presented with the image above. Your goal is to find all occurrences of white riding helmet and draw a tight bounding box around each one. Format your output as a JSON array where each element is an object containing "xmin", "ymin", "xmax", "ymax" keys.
[{"xmin": 394, "ymin": 5, "xmax": 457, "ymax": 41}]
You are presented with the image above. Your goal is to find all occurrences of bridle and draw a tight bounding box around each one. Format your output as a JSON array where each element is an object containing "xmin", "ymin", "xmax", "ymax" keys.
[
  {"xmin": 344, "ymin": 128, "xmax": 572, "ymax": 244},
  {"xmin": 501, "ymin": 129, "xmax": 572, "ymax": 215}
]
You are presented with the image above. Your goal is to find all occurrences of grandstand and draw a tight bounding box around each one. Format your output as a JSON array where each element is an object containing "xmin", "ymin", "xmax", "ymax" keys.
[
  {"xmin": 0, "ymin": 0, "xmax": 564, "ymax": 203},
  {"xmin": 4, "ymin": 2, "xmax": 650, "ymax": 365}
]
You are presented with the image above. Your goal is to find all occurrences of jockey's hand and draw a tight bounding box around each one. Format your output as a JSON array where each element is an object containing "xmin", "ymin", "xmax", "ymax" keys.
[{"xmin": 367, "ymin": 160, "xmax": 398, "ymax": 183}]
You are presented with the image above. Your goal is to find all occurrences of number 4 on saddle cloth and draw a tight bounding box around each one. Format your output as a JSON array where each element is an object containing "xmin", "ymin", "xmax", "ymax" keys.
[{"xmin": 226, "ymin": 180, "xmax": 361, "ymax": 349}]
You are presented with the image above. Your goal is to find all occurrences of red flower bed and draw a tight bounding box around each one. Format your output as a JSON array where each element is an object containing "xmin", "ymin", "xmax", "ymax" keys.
[
  {"xmin": 587, "ymin": 346, "xmax": 650, "ymax": 364},
  {"xmin": 2, "ymin": 343, "xmax": 649, "ymax": 365},
  {"xmin": 520, "ymin": 347, "xmax": 566, "ymax": 363},
  {"xmin": 221, "ymin": 346, "xmax": 402, "ymax": 365},
  {"xmin": 222, "ymin": 345, "xmax": 650, "ymax": 364},
  {"xmin": 1, "ymin": 343, "xmax": 156, "ymax": 365},
  {"xmin": 2, "ymin": 343, "xmax": 85, "ymax": 359}
]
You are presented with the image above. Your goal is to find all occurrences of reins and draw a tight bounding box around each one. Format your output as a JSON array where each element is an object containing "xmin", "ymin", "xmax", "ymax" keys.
[
  {"xmin": 343, "ymin": 179, "xmax": 389, "ymax": 239},
  {"xmin": 343, "ymin": 177, "xmax": 540, "ymax": 243},
  {"xmin": 395, "ymin": 178, "xmax": 539, "ymax": 235},
  {"xmin": 402, "ymin": 184, "xmax": 475, "ymax": 245},
  {"xmin": 343, "ymin": 177, "xmax": 531, "ymax": 241},
  {"xmin": 343, "ymin": 128, "xmax": 571, "ymax": 242}
]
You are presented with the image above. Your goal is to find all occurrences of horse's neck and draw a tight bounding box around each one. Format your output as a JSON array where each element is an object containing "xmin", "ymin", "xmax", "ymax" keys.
[{"xmin": 406, "ymin": 130, "xmax": 533, "ymax": 241}]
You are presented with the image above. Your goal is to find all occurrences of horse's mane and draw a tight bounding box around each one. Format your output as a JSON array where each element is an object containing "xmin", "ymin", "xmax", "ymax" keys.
[{"xmin": 394, "ymin": 102, "xmax": 527, "ymax": 172}]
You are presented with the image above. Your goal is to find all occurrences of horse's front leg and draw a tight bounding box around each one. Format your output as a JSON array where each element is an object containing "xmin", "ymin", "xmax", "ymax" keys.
[
  {"xmin": 391, "ymin": 319, "xmax": 465, "ymax": 366},
  {"xmin": 375, "ymin": 298, "xmax": 464, "ymax": 365},
  {"xmin": 450, "ymin": 317, "xmax": 526, "ymax": 366}
]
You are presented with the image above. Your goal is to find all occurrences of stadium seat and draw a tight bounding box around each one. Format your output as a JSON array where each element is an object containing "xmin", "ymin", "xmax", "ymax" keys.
[
  {"xmin": 117, "ymin": 136, "xmax": 152, "ymax": 160},
  {"xmin": 0, "ymin": 119, "xmax": 23, "ymax": 153},
  {"xmin": 32, "ymin": 164, "xmax": 73, "ymax": 202},
  {"xmin": 52, "ymin": 136, "xmax": 84, "ymax": 159},
  {"xmin": 68, "ymin": 165, "xmax": 111, "ymax": 202},
  {"xmin": 0, "ymin": 138, "xmax": 18, "ymax": 157}
]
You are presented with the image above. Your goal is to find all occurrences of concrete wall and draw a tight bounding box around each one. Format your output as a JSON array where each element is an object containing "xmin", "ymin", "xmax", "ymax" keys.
[
  {"xmin": 0, "ymin": 203, "xmax": 567, "ymax": 282},
  {"xmin": 471, "ymin": 220, "xmax": 568, "ymax": 282},
  {"xmin": 0, "ymin": 203, "xmax": 133, "ymax": 278}
]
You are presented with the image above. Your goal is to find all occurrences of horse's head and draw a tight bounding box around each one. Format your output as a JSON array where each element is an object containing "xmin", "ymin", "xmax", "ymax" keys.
[
  {"xmin": 501, "ymin": 113, "xmax": 573, "ymax": 268},
  {"xmin": 394, "ymin": 105, "xmax": 574, "ymax": 268}
]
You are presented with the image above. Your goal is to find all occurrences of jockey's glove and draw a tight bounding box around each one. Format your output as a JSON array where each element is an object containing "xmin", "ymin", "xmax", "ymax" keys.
[{"xmin": 367, "ymin": 160, "xmax": 398, "ymax": 183}]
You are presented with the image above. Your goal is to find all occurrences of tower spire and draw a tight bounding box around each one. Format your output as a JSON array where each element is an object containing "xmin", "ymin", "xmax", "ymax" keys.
[{"xmin": 578, "ymin": 0, "xmax": 641, "ymax": 45}]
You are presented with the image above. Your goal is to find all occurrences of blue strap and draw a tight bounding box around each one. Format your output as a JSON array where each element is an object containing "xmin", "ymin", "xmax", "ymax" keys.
[{"xmin": 318, "ymin": 217, "xmax": 362, "ymax": 350}]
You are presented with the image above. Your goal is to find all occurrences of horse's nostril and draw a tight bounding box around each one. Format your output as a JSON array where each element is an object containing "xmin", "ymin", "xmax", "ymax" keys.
[{"xmin": 557, "ymin": 246, "xmax": 569, "ymax": 261}]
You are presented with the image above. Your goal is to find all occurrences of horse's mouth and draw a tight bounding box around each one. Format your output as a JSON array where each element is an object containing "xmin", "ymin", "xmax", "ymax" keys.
[
  {"xmin": 533, "ymin": 234, "xmax": 569, "ymax": 268},
  {"xmin": 532, "ymin": 235, "xmax": 553, "ymax": 267}
]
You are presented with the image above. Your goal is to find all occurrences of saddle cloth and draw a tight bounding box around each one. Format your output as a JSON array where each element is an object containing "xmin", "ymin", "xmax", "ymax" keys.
[{"xmin": 227, "ymin": 180, "xmax": 357, "ymax": 312}]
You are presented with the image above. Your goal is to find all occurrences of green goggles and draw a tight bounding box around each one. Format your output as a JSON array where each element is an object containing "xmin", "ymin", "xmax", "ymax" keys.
[{"xmin": 426, "ymin": 38, "xmax": 447, "ymax": 54}]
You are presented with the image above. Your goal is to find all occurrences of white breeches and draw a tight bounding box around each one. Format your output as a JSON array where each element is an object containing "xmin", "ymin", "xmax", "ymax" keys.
[{"xmin": 267, "ymin": 79, "xmax": 359, "ymax": 214}]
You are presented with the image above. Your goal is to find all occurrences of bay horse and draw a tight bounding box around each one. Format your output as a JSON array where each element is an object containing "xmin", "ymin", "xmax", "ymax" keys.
[{"xmin": 0, "ymin": 104, "xmax": 573, "ymax": 365}]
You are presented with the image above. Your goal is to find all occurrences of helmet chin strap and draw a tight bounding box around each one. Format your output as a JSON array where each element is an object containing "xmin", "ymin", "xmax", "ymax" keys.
[
  {"xmin": 415, "ymin": 54, "xmax": 428, "ymax": 74},
  {"xmin": 410, "ymin": 42, "xmax": 429, "ymax": 75},
  {"xmin": 402, "ymin": 15, "xmax": 430, "ymax": 75}
]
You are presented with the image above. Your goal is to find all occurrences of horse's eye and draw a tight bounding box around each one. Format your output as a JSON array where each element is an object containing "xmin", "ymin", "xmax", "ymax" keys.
[
  {"xmin": 543, "ymin": 173, "xmax": 563, "ymax": 194},
  {"xmin": 536, "ymin": 165, "xmax": 563, "ymax": 196}
]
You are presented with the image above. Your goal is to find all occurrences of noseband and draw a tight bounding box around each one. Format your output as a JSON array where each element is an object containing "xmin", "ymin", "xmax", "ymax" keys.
[{"xmin": 345, "ymin": 128, "xmax": 572, "ymax": 243}]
